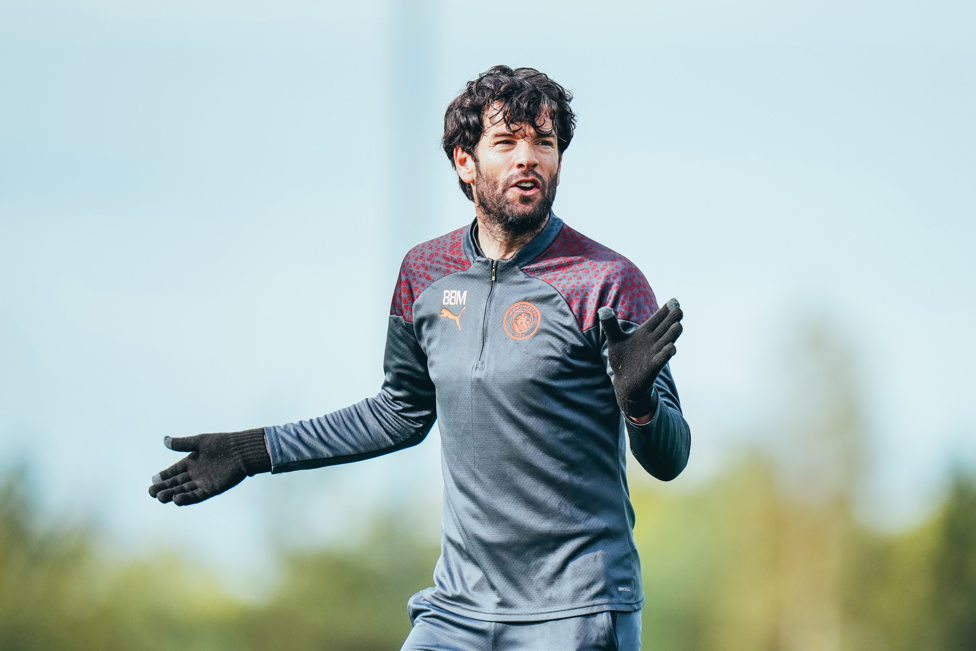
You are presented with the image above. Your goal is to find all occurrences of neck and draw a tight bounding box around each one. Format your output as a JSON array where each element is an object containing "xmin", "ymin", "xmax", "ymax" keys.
[{"xmin": 475, "ymin": 212, "xmax": 549, "ymax": 260}]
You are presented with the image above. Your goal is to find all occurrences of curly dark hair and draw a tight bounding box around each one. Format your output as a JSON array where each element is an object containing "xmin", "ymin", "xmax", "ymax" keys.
[{"xmin": 442, "ymin": 65, "xmax": 576, "ymax": 201}]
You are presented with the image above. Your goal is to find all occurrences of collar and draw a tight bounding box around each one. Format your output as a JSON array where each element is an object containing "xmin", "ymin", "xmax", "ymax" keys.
[{"xmin": 462, "ymin": 212, "xmax": 564, "ymax": 269}]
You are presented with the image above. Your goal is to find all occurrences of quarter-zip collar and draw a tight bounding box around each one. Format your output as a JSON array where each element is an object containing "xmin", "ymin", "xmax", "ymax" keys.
[{"xmin": 462, "ymin": 212, "xmax": 565, "ymax": 271}]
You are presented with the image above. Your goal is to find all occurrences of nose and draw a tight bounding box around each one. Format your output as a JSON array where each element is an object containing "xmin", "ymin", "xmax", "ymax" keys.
[{"xmin": 513, "ymin": 140, "xmax": 539, "ymax": 169}]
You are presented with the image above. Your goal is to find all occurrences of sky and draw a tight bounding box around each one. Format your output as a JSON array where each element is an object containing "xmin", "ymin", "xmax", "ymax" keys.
[{"xmin": 1, "ymin": 0, "xmax": 973, "ymax": 595}]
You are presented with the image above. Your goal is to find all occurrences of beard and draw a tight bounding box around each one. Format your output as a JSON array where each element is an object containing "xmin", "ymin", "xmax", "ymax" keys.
[{"xmin": 474, "ymin": 165, "xmax": 558, "ymax": 237}]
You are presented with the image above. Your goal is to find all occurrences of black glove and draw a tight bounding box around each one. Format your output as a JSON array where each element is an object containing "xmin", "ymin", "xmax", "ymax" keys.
[
  {"xmin": 598, "ymin": 298, "xmax": 683, "ymax": 421},
  {"xmin": 148, "ymin": 428, "xmax": 272, "ymax": 506}
]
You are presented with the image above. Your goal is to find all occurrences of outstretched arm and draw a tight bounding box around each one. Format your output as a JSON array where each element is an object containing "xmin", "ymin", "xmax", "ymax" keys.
[{"xmin": 149, "ymin": 314, "xmax": 436, "ymax": 505}]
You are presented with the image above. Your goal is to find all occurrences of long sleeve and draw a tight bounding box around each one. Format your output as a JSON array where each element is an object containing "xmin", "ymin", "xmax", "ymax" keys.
[
  {"xmin": 600, "ymin": 319, "xmax": 691, "ymax": 481},
  {"xmin": 265, "ymin": 315, "xmax": 437, "ymax": 474},
  {"xmin": 622, "ymin": 363, "xmax": 690, "ymax": 481}
]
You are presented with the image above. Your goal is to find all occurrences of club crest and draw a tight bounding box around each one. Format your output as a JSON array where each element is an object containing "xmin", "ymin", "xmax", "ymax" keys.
[{"xmin": 503, "ymin": 302, "xmax": 541, "ymax": 341}]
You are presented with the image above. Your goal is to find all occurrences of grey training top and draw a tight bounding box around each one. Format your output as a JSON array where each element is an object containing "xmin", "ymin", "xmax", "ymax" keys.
[{"xmin": 265, "ymin": 214, "xmax": 691, "ymax": 622}]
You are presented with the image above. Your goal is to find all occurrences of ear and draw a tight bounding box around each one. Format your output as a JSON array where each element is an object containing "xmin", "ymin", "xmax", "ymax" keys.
[{"xmin": 454, "ymin": 146, "xmax": 476, "ymax": 185}]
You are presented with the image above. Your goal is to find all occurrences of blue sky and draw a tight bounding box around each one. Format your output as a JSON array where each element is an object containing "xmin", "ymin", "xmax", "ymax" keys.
[{"xmin": 1, "ymin": 0, "xmax": 973, "ymax": 594}]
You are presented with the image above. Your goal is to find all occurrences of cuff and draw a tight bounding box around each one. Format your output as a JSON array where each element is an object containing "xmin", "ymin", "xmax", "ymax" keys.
[
  {"xmin": 620, "ymin": 388, "xmax": 659, "ymax": 423},
  {"xmin": 231, "ymin": 428, "xmax": 273, "ymax": 476}
]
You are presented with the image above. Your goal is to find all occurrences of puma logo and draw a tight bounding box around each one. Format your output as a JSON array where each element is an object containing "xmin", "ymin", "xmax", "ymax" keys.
[{"xmin": 439, "ymin": 306, "xmax": 466, "ymax": 331}]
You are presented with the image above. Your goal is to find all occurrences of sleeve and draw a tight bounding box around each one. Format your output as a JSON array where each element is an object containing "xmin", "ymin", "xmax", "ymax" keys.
[
  {"xmin": 622, "ymin": 363, "xmax": 690, "ymax": 481},
  {"xmin": 600, "ymin": 319, "xmax": 691, "ymax": 482},
  {"xmin": 264, "ymin": 314, "xmax": 437, "ymax": 474}
]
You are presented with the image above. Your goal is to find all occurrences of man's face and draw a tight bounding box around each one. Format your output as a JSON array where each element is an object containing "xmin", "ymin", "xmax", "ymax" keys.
[{"xmin": 458, "ymin": 108, "xmax": 562, "ymax": 235}]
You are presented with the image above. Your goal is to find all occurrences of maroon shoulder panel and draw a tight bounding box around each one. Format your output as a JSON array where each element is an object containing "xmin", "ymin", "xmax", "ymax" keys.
[
  {"xmin": 521, "ymin": 224, "xmax": 658, "ymax": 331},
  {"xmin": 391, "ymin": 227, "xmax": 471, "ymax": 322}
]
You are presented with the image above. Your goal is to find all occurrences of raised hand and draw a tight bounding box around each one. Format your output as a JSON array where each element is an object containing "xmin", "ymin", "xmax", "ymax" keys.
[
  {"xmin": 598, "ymin": 298, "xmax": 684, "ymax": 421},
  {"xmin": 148, "ymin": 429, "xmax": 271, "ymax": 506}
]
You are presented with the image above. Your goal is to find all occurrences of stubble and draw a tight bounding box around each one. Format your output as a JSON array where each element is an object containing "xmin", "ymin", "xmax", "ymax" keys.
[{"xmin": 474, "ymin": 166, "xmax": 558, "ymax": 238}]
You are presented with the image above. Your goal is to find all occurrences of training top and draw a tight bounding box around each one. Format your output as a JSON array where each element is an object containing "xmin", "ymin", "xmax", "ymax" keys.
[{"xmin": 265, "ymin": 213, "xmax": 691, "ymax": 622}]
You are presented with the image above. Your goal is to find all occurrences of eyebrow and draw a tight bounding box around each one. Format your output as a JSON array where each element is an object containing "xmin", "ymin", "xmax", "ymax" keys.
[{"xmin": 488, "ymin": 128, "xmax": 556, "ymax": 140}]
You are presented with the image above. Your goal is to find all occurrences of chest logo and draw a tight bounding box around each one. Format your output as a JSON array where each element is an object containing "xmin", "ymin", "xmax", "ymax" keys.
[
  {"xmin": 440, "ymin": 306, "xmax": 466, "ymax": 331},
  {"xmin": 503, "ymin": 302, "xmax": 542, "ymax": 341}
]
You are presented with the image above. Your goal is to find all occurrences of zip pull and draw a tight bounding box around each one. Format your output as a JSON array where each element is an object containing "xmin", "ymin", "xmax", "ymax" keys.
[{"xmin": 491, "ymin": 260, "xmax": 497, "ymax": 282}]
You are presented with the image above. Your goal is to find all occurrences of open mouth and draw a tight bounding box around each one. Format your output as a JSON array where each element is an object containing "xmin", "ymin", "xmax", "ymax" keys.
[{"xmin": 512, "ymin": 179, "xmax": 539, "ymax": 192}]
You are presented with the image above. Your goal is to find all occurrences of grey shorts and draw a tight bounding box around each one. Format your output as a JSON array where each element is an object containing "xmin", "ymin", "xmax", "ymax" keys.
[{"xmin": 400, "ymin": 590, "xmax": 642, "ymax": 651}]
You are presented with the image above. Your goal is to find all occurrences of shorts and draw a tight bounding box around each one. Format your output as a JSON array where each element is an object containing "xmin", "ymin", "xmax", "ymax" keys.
[{"xmin": 400, "ymin": 590, "xmax": 642, "ymax": 651}]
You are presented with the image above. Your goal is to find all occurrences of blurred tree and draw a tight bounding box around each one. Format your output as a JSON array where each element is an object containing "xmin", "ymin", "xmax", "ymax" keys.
[
  {"xmin": 239, "ymin": 514, "xmax": 439, "ymax": 651},
  {"xmin": 634, "ymin": 316, "xmax": 873, "ymax": 651},
  {"xmin": 1, "ymin": 318, "xmax": 973, "ymax": 650},
  {"xmin": 0, "ymin": 465, "xmax": 97, "ymax": 649},
  {"xmin": 0, "ymin": 466, "xmax": 243, "ymax": 651},
  {"xmin": 930, "ymin": 469, "xmax": 976, "ymax": 650},
  {"xmin": 773, "ymin": 317, "xmax": 867, "ymax": 651}
]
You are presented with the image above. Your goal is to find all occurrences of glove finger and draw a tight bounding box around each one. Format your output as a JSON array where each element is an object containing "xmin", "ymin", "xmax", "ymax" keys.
[
  {"xmin": 650, "ymin": 343, "xmax": 677, "ymax": 373},
  {"xmin": 658, "ymin": 322, "xmax": 683, "ymax": 347},
  {"xmin": 152, "ymin": 459, "xmax": 189, "ymax": 485},
  {"xmin": 164, "ymin": 435, "xmax": 200, "ymax": 453},
  {"xmin": 154, "ymin": 487, "xmax": 176, "ymax": 503},
  {"xmin": 628, "ymin": 343, "xmax": 678, "ymax": 397},
  {"xmin": 640, "ymin": 297, "xmax": 678, "ymax": 334},
  {"xmin": 174, "ymin": 488, "xmax": 210, "ymax": 506},
  {"xmin": 649, "ymin": 305, "xmax": 683, "ymax": 341},
  {"xmin": 598, "ymin": 307, "xmax": 626, "ymax": 344},
  {"xmin": 155, "ymin": 479, "xmax": 198, "ymax": 505},
  {"xmin": 155, "ymin": 471, "xmax": 192, "ymax": 492}
]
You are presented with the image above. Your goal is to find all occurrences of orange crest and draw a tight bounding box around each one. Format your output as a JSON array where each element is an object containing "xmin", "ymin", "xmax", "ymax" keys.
[{"xmin": 503, "ymin": 302, "xmax": 541, "ymax": 341}]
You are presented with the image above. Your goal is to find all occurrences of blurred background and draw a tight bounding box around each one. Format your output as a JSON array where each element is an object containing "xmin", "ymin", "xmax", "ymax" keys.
[{"xmin": 1, "ymin": 0, "xmax": 974, "ymax": 648}]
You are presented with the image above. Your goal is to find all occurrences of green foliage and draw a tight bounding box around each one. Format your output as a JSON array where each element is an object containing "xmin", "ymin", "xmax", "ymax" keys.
[
  {"xmin": 0, "ymin": 458, "xmax": 976, "ymax": 651},
  {"xmin": 930, "ymin": 471, "xmax": 976, "ymax": 650},
  {"xmin": 2, "ymin": 323, "xmax": 973, "ymax": 649},
  {"xmin": 0, "ymin": 470, "xmax": 438, "ymax": 651},
  {"xmin": 0, "ymin": 467, "xmax": 246, "ymax": 651},
  {"xmin": 630, "ymin": 460, "xmax": 976, "ymax": 651},
  {"xmin": 4, "ymin": 464, "xmax": 976, "ymax": 650},
  {"xmin": 239, "ymin": 517, "xmax": 439, "ymax": 651}
]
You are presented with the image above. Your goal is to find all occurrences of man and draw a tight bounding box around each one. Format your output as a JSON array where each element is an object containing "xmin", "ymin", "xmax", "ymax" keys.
[{"xmin": 150, "ymin": 65, "xmax": 690, "ymax": 650}]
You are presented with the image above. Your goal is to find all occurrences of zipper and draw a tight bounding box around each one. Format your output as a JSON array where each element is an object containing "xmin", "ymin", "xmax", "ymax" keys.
[{"xmin": 478, "ymin": 260, "xmax": 497, "ymax": 362}]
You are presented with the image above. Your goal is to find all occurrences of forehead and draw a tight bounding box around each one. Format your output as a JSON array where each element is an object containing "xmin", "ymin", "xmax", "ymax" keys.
[{"xmin": 482, "ymin": 103, "xmax": 555, "ymax": 137}]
